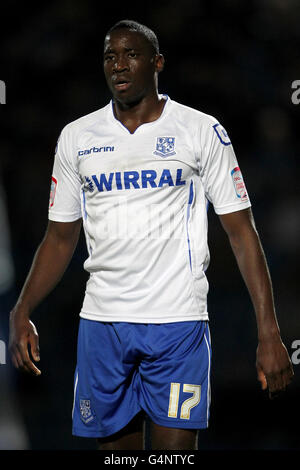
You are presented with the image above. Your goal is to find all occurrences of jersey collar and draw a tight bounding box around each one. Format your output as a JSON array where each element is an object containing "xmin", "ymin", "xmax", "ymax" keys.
[{"xmin": 107, "ymin": 94, "xmax": 171, "ymax": 135}]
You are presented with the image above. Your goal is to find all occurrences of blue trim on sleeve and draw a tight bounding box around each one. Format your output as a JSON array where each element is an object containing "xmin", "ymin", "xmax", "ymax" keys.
[{"xmin": 186, "ymin": 179, "xmax": 194, "ymax": 271}]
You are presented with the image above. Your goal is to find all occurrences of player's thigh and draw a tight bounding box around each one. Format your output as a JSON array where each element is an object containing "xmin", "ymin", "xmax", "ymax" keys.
[
  {"xmin": 139, "ymin": 321, "xmax": 212, "ymax": 433},
  {"xmin": 73, "ymin": 320, "xmax": 142, "ymax": 439},
  {"xmin": 98, "ymin": 412, "xmax": 145, "ymax": 450},
  {"xmin": 150, "ymin": 422, "xmax": 198, "ymax": 450}
]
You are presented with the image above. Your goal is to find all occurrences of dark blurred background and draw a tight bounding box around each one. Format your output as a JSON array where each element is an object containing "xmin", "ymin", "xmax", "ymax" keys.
[{"xmin": 0, "ymin": 0, "xmax": 299, "ymax": 451}]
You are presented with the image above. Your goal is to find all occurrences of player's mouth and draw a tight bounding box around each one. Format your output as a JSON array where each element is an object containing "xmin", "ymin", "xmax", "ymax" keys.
[{"xmin": 112, "ymin": 77, "xmax": 131, "ymax": 92}]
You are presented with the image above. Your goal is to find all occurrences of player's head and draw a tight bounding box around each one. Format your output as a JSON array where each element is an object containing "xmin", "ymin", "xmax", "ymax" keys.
[
  {"xmin": 106, "ymin": 19, "xmax": 160, "ymax": 55},
  {"xmin": 103, "ymin": 19, "xmax": 164, "ymax": 106}
]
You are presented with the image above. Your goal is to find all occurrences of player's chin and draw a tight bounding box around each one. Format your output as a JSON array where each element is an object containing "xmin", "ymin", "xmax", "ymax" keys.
[
  {"xmin": 111, "ymin": 83, "xmax": 132, "ymax": 98},
  {"xmin": 113, "ymin": 90, "xmax": 142, "ymax": 107}
]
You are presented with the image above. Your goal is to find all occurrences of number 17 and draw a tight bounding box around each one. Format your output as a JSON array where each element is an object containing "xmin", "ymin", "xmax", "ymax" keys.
[{"xmin": 168, "ymin": 382, "xmax": 201, "ymax": 420}]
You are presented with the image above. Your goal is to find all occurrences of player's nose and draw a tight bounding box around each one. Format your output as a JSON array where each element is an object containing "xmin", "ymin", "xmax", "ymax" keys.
[{"xmin": 112, "ymin": 55, "xmax": 129, "ymax": 73}]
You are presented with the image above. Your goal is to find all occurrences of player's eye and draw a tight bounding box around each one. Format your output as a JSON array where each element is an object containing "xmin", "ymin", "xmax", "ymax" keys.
[
  {"xmin": 128, "ymin": 52, "xmax": 137, "ymax": 58},
  {"xmin": 104, "ymin": 55, "xmax": 114, "ymax": 62}
]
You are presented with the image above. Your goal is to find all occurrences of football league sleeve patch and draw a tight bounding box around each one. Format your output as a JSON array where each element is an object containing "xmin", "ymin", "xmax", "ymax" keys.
[
  {"xmin": 48, "ymin": 127, "xmax": 82, "ymax": 221},
  {"xmin": 201, "ymin": 121, "xmax": 251, "ymax": 215}
]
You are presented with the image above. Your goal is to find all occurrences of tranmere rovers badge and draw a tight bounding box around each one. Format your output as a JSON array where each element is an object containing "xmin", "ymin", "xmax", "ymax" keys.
[
  {"xmin": 154, "ymin": 137, "xmax": 176, "ymax": 157},
  {"xmin": 80, "ymin": 399, "xmax": 94, "ymax": 424}
]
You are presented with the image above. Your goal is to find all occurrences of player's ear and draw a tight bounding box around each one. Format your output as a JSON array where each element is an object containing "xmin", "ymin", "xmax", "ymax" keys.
[{"xmin": 155, "ymin": 54, "xmax": 165, "ymax": 73}]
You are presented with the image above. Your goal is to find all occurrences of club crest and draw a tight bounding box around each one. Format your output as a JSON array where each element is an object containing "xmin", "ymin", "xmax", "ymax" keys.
[
  {"xmin": 154, "ymin": 137, "xmax": 176, "ymax": 157},
  {"xmin": 80, "ymin": 399, "xmax": 94, "ymax": 424}
]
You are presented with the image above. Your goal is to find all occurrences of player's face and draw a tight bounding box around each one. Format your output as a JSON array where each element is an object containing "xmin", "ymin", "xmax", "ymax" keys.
[{"xmin": 103, "ymin": 29, "xmax": 163, "ymax": 106}]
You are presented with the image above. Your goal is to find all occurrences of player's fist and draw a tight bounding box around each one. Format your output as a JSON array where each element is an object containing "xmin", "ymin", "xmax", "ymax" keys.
[
  {"xmin": 256, "ymin": 336, "xmax": 294, "ymax": 399},
  {"xmin": 9, "ymin": 312, "xmax": 41, "ymax": 376}
]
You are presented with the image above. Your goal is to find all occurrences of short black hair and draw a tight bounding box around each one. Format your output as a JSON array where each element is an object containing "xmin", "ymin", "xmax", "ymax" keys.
[{"xmin": 106, "ymin": 19, "xmax": 160, "ymax": 54}]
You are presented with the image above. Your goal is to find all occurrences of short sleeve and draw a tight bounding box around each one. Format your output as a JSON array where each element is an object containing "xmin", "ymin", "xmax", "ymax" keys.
[
  {"xmin": 48, "ymin": 126, "xmax": 82, "ymax": 222},
  {"xmin": 199, "ymin": 121, "xmax": 251, "ymax": 215}
]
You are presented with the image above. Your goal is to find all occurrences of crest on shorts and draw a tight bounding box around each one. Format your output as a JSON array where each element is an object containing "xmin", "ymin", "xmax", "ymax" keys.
[
  {"xmin": 80, "ymin": 399, "xmax": 94, "ymax": 424},
  {"xmin": 154, "ymin": 137, "xmax": 176, "ymax": 157}
]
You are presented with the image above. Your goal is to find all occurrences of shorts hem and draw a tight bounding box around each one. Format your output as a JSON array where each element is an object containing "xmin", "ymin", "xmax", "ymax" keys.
[
  {"xmin": 147, "ymin": 413, "xmax": 209, "ymax": 430},
  {"xmin": 72, "ymin": 410, "xmax": 142, "ymax": 438}
]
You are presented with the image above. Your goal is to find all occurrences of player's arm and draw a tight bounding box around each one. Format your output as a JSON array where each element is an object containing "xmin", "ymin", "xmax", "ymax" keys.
[
  {"xmin": 9, "ymin": 218, "xmax": 82, "ymax": 376},
  {"xmin": 219, "ymin": 207, "xmax": 294, "ymax": 398}
]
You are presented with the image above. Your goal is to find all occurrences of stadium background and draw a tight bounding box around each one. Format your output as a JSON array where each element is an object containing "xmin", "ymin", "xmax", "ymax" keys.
[{"xmin": 0, "ymin": 0, "xmax": 299, "ymax": 450}]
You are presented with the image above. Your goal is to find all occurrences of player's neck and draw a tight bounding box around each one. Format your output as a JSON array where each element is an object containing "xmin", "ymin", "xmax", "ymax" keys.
[{"xmin": 112, "ymin": 92, "xmax": 166, "ymax": 134}]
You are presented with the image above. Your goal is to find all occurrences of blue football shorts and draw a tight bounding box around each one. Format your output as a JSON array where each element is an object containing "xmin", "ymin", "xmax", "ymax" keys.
[{"xmin": 72, "ymin": 319, "xmax": 212, "ymax": 438}]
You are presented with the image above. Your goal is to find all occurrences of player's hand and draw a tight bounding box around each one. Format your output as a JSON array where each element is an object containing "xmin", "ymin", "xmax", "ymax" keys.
[
  {"xmin": 256, "ymin": 335, "xmax": 294, "ymax": 399},
  {"xmin": 9, "ymin": 312, "xmax": 41, "ymax": 376}
]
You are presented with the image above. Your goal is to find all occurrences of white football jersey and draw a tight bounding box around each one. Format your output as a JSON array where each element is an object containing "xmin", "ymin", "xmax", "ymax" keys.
[{"xmin": 48, "ymin": 95, "xmax": 251, "ymax": 323}]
